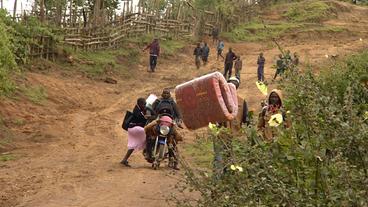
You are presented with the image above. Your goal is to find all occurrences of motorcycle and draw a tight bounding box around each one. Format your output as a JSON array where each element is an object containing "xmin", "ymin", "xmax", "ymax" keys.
[{"xmin": 151, "ymin": 124, "xmax": 176, "ymax": 170}]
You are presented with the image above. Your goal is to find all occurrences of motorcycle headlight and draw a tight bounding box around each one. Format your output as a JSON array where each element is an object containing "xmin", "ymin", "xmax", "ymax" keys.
[{"xmin": 159, "ymin": 125, "xmax": 170, "ymax": 136}]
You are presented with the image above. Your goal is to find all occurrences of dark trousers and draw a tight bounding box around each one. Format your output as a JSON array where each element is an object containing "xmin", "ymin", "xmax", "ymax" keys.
[
  {"xmin": 149, "ymin": 55, "xmax": 158, "ymax": 72},
  {"xmin": 274, "ymin": 68, "xmax": 284, "ymax": 79},
  {"xmin": 217, "ymin": 49, "xmax": 224, "ymax": 60},
  {"xmin": 202, "ymin": 56, "xmax": 208, "ymax": 64},
  {"xmin": 224, "ymin": 62, "xmax": 233, "ymax": 79},
  {"xmin": 145, "ymin": 137, "xmax": 155, "ymax": 160},
  {"xmin": 257, "ymin": 65, "xmax": 264, "ymax": 81},
  {"xmin": 168, "ymin": 141, "xmax": 178, "ymax": 164},
  {"xmin": 195, "ymin": 56, "xmax": 201, "ymax": 69}
]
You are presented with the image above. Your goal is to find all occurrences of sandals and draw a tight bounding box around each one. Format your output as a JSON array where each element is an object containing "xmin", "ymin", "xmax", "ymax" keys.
[{"xmin": 120, "ymin": 160, "xmax": 131, "ymax": 167}]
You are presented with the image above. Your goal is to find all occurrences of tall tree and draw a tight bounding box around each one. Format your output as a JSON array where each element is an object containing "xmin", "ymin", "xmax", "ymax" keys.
[
  {"xmin": 13, "ymin": 0, "xmax": 17, "ymax": 19},
  {"xmin": 55, "ymin": 0, "xmax": 63, "ymax": 26},
  {"xmin": 40, "ymin": 0, "xmax": 45, "ymax": 22},
  {"xmin": 92, "ymin": 0, "xmax": 103, "ymax": 25}
]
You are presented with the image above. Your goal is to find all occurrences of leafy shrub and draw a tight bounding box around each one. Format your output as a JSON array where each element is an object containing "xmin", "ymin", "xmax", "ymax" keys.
[
  {"xmin": 174, "ymin": 51, "xmax": 368, "ymax": 206},
  {"xmin": 0, "ymin": 9, "xmax": 58, "ymax": 96},
  {"xmin": 0, "ymin": 10, "xmax": 16, "ymax": 96}
]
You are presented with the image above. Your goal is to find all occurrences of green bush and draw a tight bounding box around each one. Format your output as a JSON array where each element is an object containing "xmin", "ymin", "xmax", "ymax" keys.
[
  {"xmin": 0, "ymin": 9, "xmax": 58, "ymax": 96},
  {"xmin": 0, "ymin": 10, "xmax": 16, "ymax": 96},
  {"xmin": 174, "ymin": 51, "xmax": 368, "ymax": 206}
]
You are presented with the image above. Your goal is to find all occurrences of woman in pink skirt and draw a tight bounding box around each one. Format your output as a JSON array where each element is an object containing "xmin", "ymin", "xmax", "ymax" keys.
[{"xmin": 121, "ymin": 98, "xmax": 148, "ymax": 167}]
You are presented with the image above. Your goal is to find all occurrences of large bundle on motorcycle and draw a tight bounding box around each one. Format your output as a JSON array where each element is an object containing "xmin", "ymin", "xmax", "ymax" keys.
[{"xmin": 175, "ymin": 72, "xmax": 238, "ymax": 130}]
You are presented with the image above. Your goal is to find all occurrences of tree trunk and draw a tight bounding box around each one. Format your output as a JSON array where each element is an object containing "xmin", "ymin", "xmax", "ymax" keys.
[
  {"xmin": 1, "ymin": 0, "xmax": 3, "ymax": 9},
  {"xmin": 56, "ymin": 0, "xmax": 63, "ymax": 26},
  {"xmin": 39, "ymin": 0, "xmax": 45, "ymax": 22},
  {"xmin": 82, "ymin": 8, "xmax": 87, "ymax": 27},
  {"xmin": 13, "ymin": 0, "xmax": 17, "ymax": 20},
  {"xmin": 93, "ymin": 0, "xmax": 103, "ymax": 26},
  {"xmin": 73, "ymin": 0, "xmax": 78, "ymax": 26},
  {"xmin": 69, "ymin": 0, "xmax": 72, "ymax": 26},
  {"xmin": 33, "ymin": 0, "xmax": 38, "ymax": 14}
]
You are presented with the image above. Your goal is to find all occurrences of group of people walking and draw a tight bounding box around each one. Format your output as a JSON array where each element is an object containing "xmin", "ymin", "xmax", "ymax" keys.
[
  {"xmin": 274, "ymin": 50, "xmax": 299, "ymax": 79},
  {"xmin": 132, "ymin": 31, "xmax": 299, "ymax": 172},
  {"xmin": 193, "ymin": 40, "xmax": 243, "ymax": 81},
  {"xmin": 193, "ymin": 42, "xmax": 210, "ymax": 69}
]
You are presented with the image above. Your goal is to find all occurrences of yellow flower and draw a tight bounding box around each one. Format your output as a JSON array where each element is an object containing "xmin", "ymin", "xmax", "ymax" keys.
[
  {"xmin": 256, "ymin": 81, "xmax": 268, "ymax": 96},
  {"xmin": 231, "ymin": 165, "xmax": 243, "ymax": 172},
  {"xmin": 208, "ymin": 122, "xmax": 216, "ymax": 130},
  {"xmin": 268, "ymin": 113, "xmax": 283, "ymax": 127},
  {"xmin": 230, "ymin": 165, "xmax": 236, "ymax": 171},
  {"xmin": 208, "ymin": 122, "xmax": 220, "ymax": 136},
  {"xmin": 364, "ymin": 111, "xmax": 368, "ymax": 121}
]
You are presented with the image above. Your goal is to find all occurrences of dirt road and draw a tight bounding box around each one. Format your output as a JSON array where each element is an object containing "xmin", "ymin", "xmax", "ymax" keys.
[{"xmin": 1, "ymin": 3, "xmax": 368, "ymax": 205}]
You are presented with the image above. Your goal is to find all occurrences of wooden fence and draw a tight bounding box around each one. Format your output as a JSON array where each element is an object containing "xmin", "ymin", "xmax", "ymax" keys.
[
  {"xmin": 63, "ymin": 13, "xmax": 199, "ymax": 51},
  {"xmin": 29, "ymin": 36, "xmax": 56, "ymax": 61}
]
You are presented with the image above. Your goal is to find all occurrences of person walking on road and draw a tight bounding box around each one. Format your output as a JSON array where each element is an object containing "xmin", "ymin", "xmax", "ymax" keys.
[
  {"xmin": 201, "ymin": 42, "xmax": 210, "ymax": 65},
  {"xmin": 257, "ymin": 53, "xmax": 266, "ymax": 82},
  {"xmin": 217, "ymin": 40, "xmax": 225, "ymax": 60},
  {"xmin": 212, "ymin": 27, "xmax": 220, "ymax": 44},
  {"xmin": 274, "ymin": 54, "xmax": 285, "ymax": 80},
  {"xmin": 234, "ymin": 56, "xmax": 243, "ymax": 80},
  {"xmin": 193, "ymin": 43, "xmax": 203, "ymax": 69},
  {"xmin": 143, "ymin": 38, "xmax": 160, "ymax": 72},
  {"xmin": 224, "ymin": 48, "xmax": 237, "ymax": 80}
]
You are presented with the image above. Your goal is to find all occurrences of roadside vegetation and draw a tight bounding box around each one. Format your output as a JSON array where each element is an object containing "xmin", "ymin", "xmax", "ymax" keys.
[{"xmin": 175, "ymin": 51, "xmax": 368, "ymax": 206}]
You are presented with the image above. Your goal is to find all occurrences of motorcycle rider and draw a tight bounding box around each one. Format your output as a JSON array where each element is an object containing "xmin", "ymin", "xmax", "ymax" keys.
[
  {"xmin": 144, "ymin": 115, "xmax": 183, "ymax": 170},
  {"xmin": 152, "ymin": 89, "xmax": 182, "ymax": 125}
]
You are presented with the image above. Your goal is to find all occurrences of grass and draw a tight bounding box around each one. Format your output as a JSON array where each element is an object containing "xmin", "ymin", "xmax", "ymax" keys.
[
  {"xmin": 222, "ymin": 21, "xmax": 301, "ymax": 42},
  {"xmin": 0, "ymin": 70, "xmax": 15, "ymax": 97},
  {"xmin": 73, "ymin": 46, "xmax": 141, "ymax": 78},
  {"xmin": 283, "ymin": 0, "xmax": 334, "ymax": 23},
  {"xmin": 21, "ymin": 86, "xmax": 48, "ymax": 104},
  {"xmin": 0, "ymin": 154, "xmax": 15, "ymax": 162},
  {"xmin": 160, "ymin": 40, "xmax": 186, "ymax": 57},
  {"xmin": 12, "ymin": 118, "xmax": 25, "ymax": 126},
  {"xmin": 70, "ymin": 35, "xmax": 186, "ymax": 78},
  {"xmin": 126, "ymin": 34, "xmax": 186, "ymax": 57},
  {"xmin": 222, "ymin": 0, "xmax": 345, "ymax": 43},
  {"xmin": 183, "ymin": 136, "xmax": 214, "ymax": 169},
  {"xmin": 301, "ymin": 25, "xmax": 346, "ymax": 33},
  {"xmin": 0, "ymin": 117, "xmax": 13, "ymax": 149}
]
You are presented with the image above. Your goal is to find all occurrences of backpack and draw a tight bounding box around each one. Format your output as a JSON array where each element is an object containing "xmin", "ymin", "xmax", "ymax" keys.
[
  {"xmin": 155, "ymin": 99, "xmax": 175, "ymax": 116},
  {"xmin": 122, "ymin": 111, "xmax": 134, "ymax": 131}
]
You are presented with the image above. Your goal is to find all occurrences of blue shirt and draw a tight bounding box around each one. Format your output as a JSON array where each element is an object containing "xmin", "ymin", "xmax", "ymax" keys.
[{"xmin": 217, "ymin": 42, "xmax": 224, "ymax": 50}]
